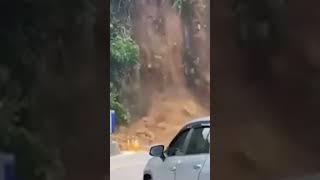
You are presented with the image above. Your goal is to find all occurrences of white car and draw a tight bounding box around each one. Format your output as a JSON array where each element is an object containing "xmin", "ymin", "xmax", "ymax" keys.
[{"xmin": 143, "ymin": 116, "xmax": 210, "ymax": 180}]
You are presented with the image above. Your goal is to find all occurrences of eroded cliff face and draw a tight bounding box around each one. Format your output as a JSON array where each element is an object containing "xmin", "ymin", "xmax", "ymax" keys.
[{"xmin": 183, "ymin": 0, "xmax": 210, "ymax": 107}]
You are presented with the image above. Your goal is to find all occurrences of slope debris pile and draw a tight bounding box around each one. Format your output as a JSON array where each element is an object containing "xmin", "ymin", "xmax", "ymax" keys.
[{"xmin": 114, "ymin": 90, "xmax": 208, "ymax": 150}]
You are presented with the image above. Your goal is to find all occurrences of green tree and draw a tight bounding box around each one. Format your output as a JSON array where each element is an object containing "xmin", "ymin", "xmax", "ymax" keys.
[
  {"xmin": 110, "ymin": 31, "xmax": 139, "ymax": 87},
  {"xmin": 110, "ymin": 0, "xmax": 139, "ymax": 125}
]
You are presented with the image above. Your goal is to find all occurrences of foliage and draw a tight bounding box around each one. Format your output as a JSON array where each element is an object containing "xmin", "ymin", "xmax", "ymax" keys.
[
  {"xmin": 110, "ymin": 83, "xmax": 130, "ymax": 125},
  {"xmin": 110, "ymin": 0, "xmax": 139, "ymax": 125},
  {"xmin": 110, "ymin": 33, "xmax": 139, "ymax": 87},
  {"xmin": 110, "ymin": 0, "xmax": 135, "ymax": 27},
  {"xmin": 110, "ymin": 3, "xmax": 139, "ymax": 87},
  {"xmin": 171, "ymin": 0, "xmax": 193, "ymax": 20}
]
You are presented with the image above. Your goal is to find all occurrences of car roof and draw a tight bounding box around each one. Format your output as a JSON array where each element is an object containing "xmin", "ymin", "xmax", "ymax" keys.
[{"xmin": 180, "ymin": 116, "xmax": 210, "ymax": 131}]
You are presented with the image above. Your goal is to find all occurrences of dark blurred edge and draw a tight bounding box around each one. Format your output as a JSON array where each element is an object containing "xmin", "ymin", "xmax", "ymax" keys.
[
  {"xmin": 209, "ymin": 0, "xmax": 214, "ymax": 180},
  {"xmin": 0, "ymin": 0, "xmax": 110, "ymax": 179},
  {"xmin": 211, "ymin": 0, "xmax": 320, "ymax": 180},
  {"xmin": 105, "ymin": 0, "xmax": 111, "ymax": 179}
]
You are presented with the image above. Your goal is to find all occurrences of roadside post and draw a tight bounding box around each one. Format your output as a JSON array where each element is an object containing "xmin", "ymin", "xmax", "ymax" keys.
[
  {"xmin": 110, "ymin": 110, "xmax": 120, "ymax": 155},
  {"xmin": 110, "ymin": 110, "xmax": 116, "ymax": 134},
  {"xmin": 0, "ymin": 152, "xmax": 16, "ymax": 180}
]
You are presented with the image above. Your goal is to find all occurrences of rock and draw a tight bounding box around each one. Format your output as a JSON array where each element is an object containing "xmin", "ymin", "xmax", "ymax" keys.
[
  {"xmin": 156, "ymin": 122, "xmax": 167, "ymax": 130},
  {"xmin": 154, "ymin": 54, "xmax": 163, "ymax": 60},
  {"xmin": 197, "ymin": 24, "xmax": 201, "ymax": 30}
]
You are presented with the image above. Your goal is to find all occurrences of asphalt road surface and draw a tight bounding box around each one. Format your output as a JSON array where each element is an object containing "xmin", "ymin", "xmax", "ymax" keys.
[{"xmin": 110, "ymin": 151, "xmax": 151, "ymax": 180}]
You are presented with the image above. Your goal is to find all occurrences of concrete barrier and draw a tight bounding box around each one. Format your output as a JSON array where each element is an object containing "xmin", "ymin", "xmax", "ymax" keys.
[{"xmin": 110, "ymin": 141, "xmax": 120, "ymax": 156}]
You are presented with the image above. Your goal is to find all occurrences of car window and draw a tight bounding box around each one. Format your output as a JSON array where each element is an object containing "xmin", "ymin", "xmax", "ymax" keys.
[
  {"xmin": 166, "ymin": 129, "xmax": 190, "ymax": 156},
  {"xmin": 185, "ymin": 127, "xmax": 210, "ymax": 155}
]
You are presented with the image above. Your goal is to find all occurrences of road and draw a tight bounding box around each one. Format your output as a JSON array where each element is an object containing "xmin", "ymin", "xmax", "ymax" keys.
[{"xmin": 110, "ymin": 151, "xmax": 151, "ymax": 180}]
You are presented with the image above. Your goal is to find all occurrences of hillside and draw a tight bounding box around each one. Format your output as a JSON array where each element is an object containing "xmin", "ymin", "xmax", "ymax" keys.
[{"xmin": 111, "ymin": 0, "xmax": 210, "ymax": 150}]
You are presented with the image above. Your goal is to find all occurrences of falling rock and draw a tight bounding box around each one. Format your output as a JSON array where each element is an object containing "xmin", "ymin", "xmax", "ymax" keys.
[
  {"xmin": 190, "ymin": 68, "xmax": 195, "ymax": 74},
  {"xmin": 156, "ymin": 122, "xmax": 167, "ymax": 130},
  {"xmin": 197, "ymin": 24, "xmax": 201, "ymax": 30},
  {"xmin": 154, "ymin": 54, "xmax": 163, "ymax": 60}
]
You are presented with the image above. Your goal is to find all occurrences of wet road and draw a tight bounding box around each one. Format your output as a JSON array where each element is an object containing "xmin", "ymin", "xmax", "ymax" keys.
[{"xmin": 110, "ymin": 152, "xmax": 151, "ymax": 180}]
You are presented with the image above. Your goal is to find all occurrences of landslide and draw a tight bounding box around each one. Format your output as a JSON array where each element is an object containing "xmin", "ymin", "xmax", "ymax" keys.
[{"xmin": 112, "ymin": 0, "xmax": 210, "ymax": 151}]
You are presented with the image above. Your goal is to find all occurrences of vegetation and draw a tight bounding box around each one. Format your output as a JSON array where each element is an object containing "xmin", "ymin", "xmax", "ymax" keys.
[
  {"xmin": 110, "ymin": 0, "xmax": 139, "ymax": 125},
  {"xmin": 171, "ymin": 0, "xmax": 193, "ymax": 20}
]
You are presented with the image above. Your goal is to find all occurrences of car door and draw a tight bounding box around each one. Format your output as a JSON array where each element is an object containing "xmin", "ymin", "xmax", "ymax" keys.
[
  {"xmin": 152, "ymin": 128, "xmax": 191, "ymax": 180},
  {"xmin": 174, "ymin": 126, "xmax": 210, "ymax": 180}
]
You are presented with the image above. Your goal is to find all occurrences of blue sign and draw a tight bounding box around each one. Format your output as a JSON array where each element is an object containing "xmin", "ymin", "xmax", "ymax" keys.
[
  {"xmin": 110, "ymin": 110, "xmax": 116, "ymax": 133},
  {"xmin": 0, "ymin": 153, "xmax": 16, "ymax": 180}
]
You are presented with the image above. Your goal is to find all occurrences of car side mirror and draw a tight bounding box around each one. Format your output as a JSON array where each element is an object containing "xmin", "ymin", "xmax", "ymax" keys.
[{"xmin": 149, "ymin": 145, "xmax": 165, "ymax": 161}]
